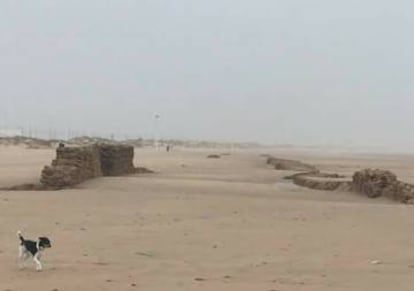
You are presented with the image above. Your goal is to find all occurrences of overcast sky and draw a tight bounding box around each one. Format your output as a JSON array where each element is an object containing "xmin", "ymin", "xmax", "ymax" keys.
[{"xmin": 0, "ymin": 1, "xmax": 413, "ymax": 149}]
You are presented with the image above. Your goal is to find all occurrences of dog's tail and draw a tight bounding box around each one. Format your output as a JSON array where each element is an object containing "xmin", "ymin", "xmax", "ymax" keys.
[{"xmin": 17, "ymin": 231, "xmax": 24, "ymax": 243}]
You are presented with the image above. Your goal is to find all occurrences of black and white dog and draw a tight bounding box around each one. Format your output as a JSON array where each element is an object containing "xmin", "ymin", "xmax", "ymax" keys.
[{"xmin": 17, "ymin": 231, "xmax": 52, "ymax": 271}]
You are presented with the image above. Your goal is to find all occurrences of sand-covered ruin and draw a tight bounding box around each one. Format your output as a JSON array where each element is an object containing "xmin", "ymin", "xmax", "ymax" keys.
[
  {"xmin": 41, "ymin": 145, "xmax": 103, "ymax": 189},
  {"xmin": 267, "ymin": 155, "xmax": 414, "ymax": 204},
  {"xmin": 0, "ymin": 144, "xmax": 144, "ymax": 190},
  {"xmin": 352, "ymin": 169, "xmax": 414, "ymax": 203},
  {"xmin": 287, "ymin": 172, "xmax": 351, "ymax": 191},
  {"xmin": 40, "ymin": 144, "xmax": 139, "ymax": 189},
  {"xmin": 266, "ymin": 156, "xmax": 317, "ymax": 171}
]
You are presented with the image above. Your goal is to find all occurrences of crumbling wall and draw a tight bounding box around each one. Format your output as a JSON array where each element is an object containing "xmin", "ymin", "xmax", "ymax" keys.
[
  {"xmin": 286, "ymin": 172, "xmax": 351, "ymax": 191},
  {"xmin": 40, "ymin": 144, "xmax": 136, "ymax": 189},
  {"xmin": 352, "ymin": 169, "xmax": 414, "ymax": 203},
  {"xmin": 266, "ymin": 157, "xmax": 317, "ymax": 172},
  {"xmin": 99, "ymin": 144, "xmax": 135, "ymax": 176},
  {"xmin": 287, "ymin": 168, "xmax": 414, "ymax": 204},
  {"xmin": 352, "ymin": 169, "xmax": 397, "ymax": 198},
  {"xmin": 41, "ymin": 145, "xmax": 102, "ymax": 189},
  {"xmin": 293, "ymin": 176, "xmax": 351, "ymax": 191}
]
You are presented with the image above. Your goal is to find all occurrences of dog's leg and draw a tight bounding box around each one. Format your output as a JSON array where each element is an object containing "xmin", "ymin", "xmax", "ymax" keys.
[
  {"xmin": 33, "ymin": 253, "xmax": 42, "ymax": 271},
  {"xmin": 21, "ymin": 253, "xmax": 30, "ymax": 269},
  {"xmin": 18, "ymin": 246, "xmax": 23, "ymax": 269},
  {"xmin": 18, "ymin": 246, "xmax": 25, "ymax": 269}
]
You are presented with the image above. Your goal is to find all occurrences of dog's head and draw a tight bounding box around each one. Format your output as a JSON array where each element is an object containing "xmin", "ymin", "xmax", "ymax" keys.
[{"xmin": 38, "ymin": 237, "xmax": 52, "ymax": 249}]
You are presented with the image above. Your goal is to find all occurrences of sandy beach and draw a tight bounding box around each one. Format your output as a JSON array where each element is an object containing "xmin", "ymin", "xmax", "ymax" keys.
[{"xmin": 1, "ymin": 146, "xmax": 414, "ymax": 291}]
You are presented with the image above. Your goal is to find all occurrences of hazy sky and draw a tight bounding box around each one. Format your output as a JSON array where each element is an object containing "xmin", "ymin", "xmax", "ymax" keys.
[{"xmin": 1, "ymin": 1, "xmax": 413, "ymax": 148}]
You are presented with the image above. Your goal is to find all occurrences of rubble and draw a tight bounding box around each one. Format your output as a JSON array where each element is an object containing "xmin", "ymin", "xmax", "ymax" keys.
[{"xmin": 352, "ymin": 169, "xmax": 414, "ymax": 203}]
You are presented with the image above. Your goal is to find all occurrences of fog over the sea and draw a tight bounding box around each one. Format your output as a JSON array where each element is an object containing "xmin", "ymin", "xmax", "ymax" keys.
[{"xmin": 0, "ymin": 1, "xmax": 413, "ymax": 150}]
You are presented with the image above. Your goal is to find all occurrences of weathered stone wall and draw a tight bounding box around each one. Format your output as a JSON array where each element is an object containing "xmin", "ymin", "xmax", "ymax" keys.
[
  {"xmin": 286, "ymin": 172, "xmax": 351, "ymax": 191},
  {"xmin": 293, "ymin": 175, "xmax": 351, "ymax": 191},
  {"xmin": 40, "ymin": 144, "xmax": 136, "ymax": 189},
  {"xmin": 352, "ymin": 169, "xmax": 396, "ymax": 198},
  {"xmin": 352, "ymin": 169, "xmax": 414, "ymax": 203},
  {"xmin": 285, "ymin": 168, "xmax": 414, "ymax": 204},
  {"xmin": 41, "ymin": 145, "xmax": 102, "ymax": 189},
  {"xmin": 99, "ymin": 144, "xmax": 135, "ymax": 176},
  {"xmin": 266, "ymin": 157, "xmax": 317, "ymax": 172}
]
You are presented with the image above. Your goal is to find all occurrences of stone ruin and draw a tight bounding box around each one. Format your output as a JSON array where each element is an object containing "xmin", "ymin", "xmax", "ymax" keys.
[
  {"xmin": 266, "ymin": 156, "xmax": 317, "ymax": 172},
  {"xmin": 284, "ymin": 168, "xmax": 414, "ymax": 204},
  {"xmin": 264, "ymin": 156, "xmax": 414, "ymax": 204},
  {"xmin": 352, "ymin": 169, "xmax": 414, "ymax": 203},
  {"xmin": 40, "ymin": 144, "xmax": 138, "ymax": 190},
  {"xmin": 99, "ymin": 144, "xmax": 135, "ymax": 176},
  {"xmin": 286, "ymin": 172, "xmax": 351, "ymax": 191},
  {"xmin": 41, "ymin": 145, "xmax": 102, "ymax": 189}
]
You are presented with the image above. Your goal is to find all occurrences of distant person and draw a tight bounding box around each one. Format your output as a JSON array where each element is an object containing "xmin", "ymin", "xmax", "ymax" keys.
[{"xmin": 166, "ymin": 145, "xmax": 170, "ymax": 152}]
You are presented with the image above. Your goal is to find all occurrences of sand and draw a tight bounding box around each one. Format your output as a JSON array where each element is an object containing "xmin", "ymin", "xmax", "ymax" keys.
[{"xmin": 1, "ymin": 146, "xmax": 414, "ymax": 290}]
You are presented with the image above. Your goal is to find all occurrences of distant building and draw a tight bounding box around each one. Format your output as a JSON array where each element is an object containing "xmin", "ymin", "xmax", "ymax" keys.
[{"xmin": 0, "ymin": 128, "xmax": 23, "ymax": 137}]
